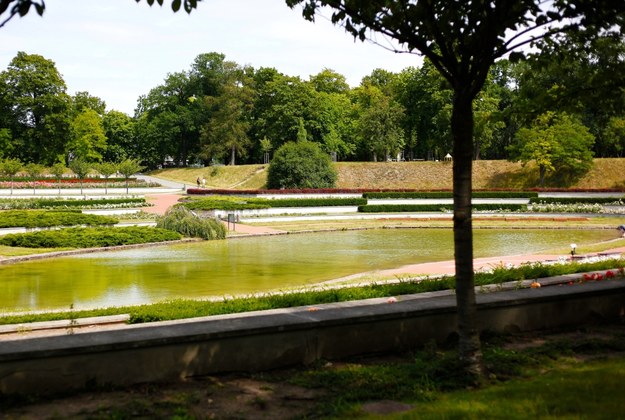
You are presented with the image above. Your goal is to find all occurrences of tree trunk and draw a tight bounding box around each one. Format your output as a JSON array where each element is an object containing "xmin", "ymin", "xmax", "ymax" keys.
[
  {"xmin": 539, "ymin": 165, "xmax": 546, "ymax": 187},
  {"xmin": 230, "ymin": 145, "xmax": 236, "ymax": 166},
  {"xmin": 451, "ymin": 90, "xmax": 483, "ymax": 378}
]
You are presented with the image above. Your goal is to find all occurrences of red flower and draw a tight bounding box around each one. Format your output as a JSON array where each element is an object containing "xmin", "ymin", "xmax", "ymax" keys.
[
  {"xmin": 596, "ymin": 273, "xmax": 603, "ymax": 281},
  {"xmin": 606, "ymin": 271, "xmax": 615, "ymax": 278},
  {"xmin": 583, "ymin": 273, "xmax": 592, "ymax": 281}
]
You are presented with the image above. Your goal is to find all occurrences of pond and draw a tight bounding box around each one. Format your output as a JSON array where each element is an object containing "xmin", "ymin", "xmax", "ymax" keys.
[{"xmin": 0, "ymin": 228, "xmax": 616, "ymax": 313}]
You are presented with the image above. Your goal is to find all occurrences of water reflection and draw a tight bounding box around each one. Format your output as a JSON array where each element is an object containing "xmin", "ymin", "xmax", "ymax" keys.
[{"xmin": 0, "ymin": 228, "xmax": 615, "ymax": 312}]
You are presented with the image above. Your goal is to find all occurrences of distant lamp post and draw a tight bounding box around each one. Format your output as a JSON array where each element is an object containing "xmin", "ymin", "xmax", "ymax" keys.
[{"xmin": 570, "ymin": 243, "xmax": 577, "ymax": 257}]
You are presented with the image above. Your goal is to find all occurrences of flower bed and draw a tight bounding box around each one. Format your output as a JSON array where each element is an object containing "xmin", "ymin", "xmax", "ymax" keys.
[{"xmin": 0, "ymin": 180, "xmax": 158, "ymax": 189}]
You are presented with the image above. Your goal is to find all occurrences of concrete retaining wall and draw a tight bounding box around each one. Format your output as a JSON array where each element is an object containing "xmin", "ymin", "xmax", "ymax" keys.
[{"xmin": 1, "ymin": 279, "xmax": 624, "ymax": 396}]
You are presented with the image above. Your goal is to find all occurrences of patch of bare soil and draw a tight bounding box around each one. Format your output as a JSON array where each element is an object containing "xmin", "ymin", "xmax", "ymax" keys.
[{"xmin": 1, "ymin": 375, "xmax": 325, "ymax": 420}]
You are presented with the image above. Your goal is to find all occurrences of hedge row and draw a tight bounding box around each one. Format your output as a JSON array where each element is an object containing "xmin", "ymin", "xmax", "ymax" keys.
[
  {"xmin": 182, "ymin": 197, "xmax": 366, "ymax": 211},
  {"xmin": 182, "ymin": 199, "xmax": 267, "ymax": 211},
  {"xmin": 529, "ymin": 197, "xmax": 625, "ymax": 205},
  {"xmin": 0, "ymin": 210, "xmax": 118, "ymax": 228},
  {"xmin": 0, "ymin": 197, "xmax": 147, "ymax": 210},
  {"xmin": 0, "ymin": 226, "xmax": 182, "ymax": 248},
  {"xmin": 364, "ymin": 191, "xmax": 538, "ymax": 199},
  {"xmin": 261, "ymin": 197, "xmax": 366, "ymax": 207},
  {"xmin": 358, "ymin": 204, "xmax": 528, "ymax": 213}
]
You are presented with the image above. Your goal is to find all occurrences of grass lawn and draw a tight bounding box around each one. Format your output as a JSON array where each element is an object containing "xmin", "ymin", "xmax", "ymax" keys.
[
  {"xmin": 394, "ymin": 356, "xmax": 625, "ymax": 419},
  {"xmin": 0, "ymin": 245, "xmax": 69, "ymax": 257}
]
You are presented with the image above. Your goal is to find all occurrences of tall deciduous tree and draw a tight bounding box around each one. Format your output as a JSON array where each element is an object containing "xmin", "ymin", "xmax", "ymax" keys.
[
  {"xmin": 0, "ymin": 51, "xmax": 71, "ymax": 164},
  {"xmin": 286, "ymin": 0, "xmax": 625, "ymax": 377},
  {"xmin": 72, "ymin": 91, "xmax": 107, "ymax": 116},
  {"xmin": 515, "ymin": 32, "xmax": 625, "ymax": 157},
  {"xmin": 103, "ymin": 111, "xmax": 137, "ymax": 162},
  {"xmin": 356, "ymin": 87, "xmax": 405, "ymax": 161},
  {"xmin": 200, "ymin": 65, "xmax": 254, "ymax": 165},
  {"xmin": 68, "ymin": 109, "xmax": 108, "ymax": 162},
  {"xmin": 509, "ymin": 112, "xmax": 595, "ymax": 186}
]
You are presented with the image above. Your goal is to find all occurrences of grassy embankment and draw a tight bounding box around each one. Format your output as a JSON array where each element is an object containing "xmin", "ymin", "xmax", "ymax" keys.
[{"xmin": 151, "ymin": 158, "xmax": 625, "ymax": 190}]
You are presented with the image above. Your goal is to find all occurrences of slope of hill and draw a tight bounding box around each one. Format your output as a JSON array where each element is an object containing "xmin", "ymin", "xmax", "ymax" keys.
[{"xmin": 151, "ymin": 158, "xmax": 625, "ymax": 191}]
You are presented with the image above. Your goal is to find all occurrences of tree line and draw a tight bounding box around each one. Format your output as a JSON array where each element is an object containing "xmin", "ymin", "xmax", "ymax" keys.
[{"xmin": 1, "ymin": 32, "xmax": 625, "ymax": 176}]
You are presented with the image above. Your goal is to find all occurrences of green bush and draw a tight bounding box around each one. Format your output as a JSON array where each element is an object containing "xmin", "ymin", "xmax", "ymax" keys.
[
  {"xmin": 181, "ymin": 196, "xmax": 365, "ymax": 211},
  {"xmin": 364, "ymin": 191, "xmax": 538, "ymax": 199},
  {"xmin": 358, "ymin": 204, "xmax": 528, "ymax": 213},
  {"xmin": 156, "ymin": 206, "xmax": 226, "ymax": 240},
  {"xmin": 0, "ymin": 226, "xmax": 181, "ymax": 248},
  {"xmin": 267, "ymin": 141, "xmax": 337, "ymax": 189},
  {"xmin": 0, "ymin": 210, "xmax": 117, "ymax": 228},
  {"xmin": 182, "ymin": 198, "xmax": 268, "ymax": 211},
  {"xmin": 261, "ymin": 197, "xmax": 366, "ymax": 207},
  {"xmin": 529, "ymin": 197, "xmax": 625, "ymax": 205}
]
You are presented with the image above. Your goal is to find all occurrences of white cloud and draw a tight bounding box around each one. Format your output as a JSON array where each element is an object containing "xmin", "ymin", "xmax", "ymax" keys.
[{"xmin": 0, "ymin": 0, "xmax": 421, "ymax": 115}]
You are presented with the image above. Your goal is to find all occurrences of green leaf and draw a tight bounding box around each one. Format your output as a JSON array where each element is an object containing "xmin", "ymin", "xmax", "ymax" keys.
[{"xmin": 171, "ymin": 0, "xmax": 181, "ymax": 12}]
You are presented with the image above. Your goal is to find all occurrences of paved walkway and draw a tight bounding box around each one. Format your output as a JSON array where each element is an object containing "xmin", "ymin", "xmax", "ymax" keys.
[{"xmin": 143, "ymin": 193, "xmax": 185, "ymax": 215}]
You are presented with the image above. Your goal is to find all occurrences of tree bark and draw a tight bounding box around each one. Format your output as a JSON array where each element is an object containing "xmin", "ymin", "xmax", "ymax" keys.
[
  {"xmin": 230, "ymin": 145, "xmax": 236, "ymax": 166},
  {"xmin": 451, "ymin": 90, "xmax": 483, "ymax": 377}
]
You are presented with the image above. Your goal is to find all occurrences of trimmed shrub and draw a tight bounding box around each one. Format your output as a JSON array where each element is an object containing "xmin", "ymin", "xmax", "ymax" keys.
[
  {"xmin": 358, "ymin": 204, "xmax": 528, "ymax": 213},
  {"xmin": 156, "ymin": 206, "xmax": 226, "ymax": 240},
  {"xmin": 0, "ymin": 226, "xmax": 181, "ymax": 248},
  {"xmin": 0, "ymin": 210, "xmax": 117, "ymax": 228},
  {"xmin": 267, "ymin": 141, "xmax": 337, "ymax": 189},
  {"xmin": 529, "ymin": 197, "xmax": 625, "ymax": 205},
  {"xmin": 364, "ymin": 191, "xmax": 538, "ymax": 199},
  {"xmin": 182, "ymin": 198, "xmax": 268, "ymax": 211},
  {"xmin": 181, "ymin": 196, "xmax": 366, "ymax": 211}
]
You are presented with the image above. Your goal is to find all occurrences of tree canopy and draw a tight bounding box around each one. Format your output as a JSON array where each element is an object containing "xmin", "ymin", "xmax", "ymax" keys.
[{"xmin": 285, "ymin": 0, "xmax": 625, "ymax": 377}]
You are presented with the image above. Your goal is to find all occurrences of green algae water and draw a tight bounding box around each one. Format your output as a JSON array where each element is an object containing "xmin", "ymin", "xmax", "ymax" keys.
[{"xmin": 0, "ymin": 228, "xmax": 616, "ymax": 312}]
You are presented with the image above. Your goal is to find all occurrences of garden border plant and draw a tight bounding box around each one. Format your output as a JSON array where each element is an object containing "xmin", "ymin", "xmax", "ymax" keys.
[
  {"xmin": 0, "ymin": 210, "xmax": 118, "ymax": 228},
  {"xmin": 358, "ymin": 204, "xmax": 528, "ymax": 213},
  {"xmin": 0, "ymin": 226, "xmax": 182, "ymax": 248},
  {"xmin": 180, "ymin": 196, "xmax": 366, "ymax": 211},
  {"xmin": 0, "ymin": 197, "xmax": 148, "ymax": 210}
]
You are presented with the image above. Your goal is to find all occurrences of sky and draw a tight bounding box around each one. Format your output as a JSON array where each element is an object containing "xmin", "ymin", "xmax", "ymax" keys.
[{"xmin": 0, "ymin": 0, "xmax": 422, "ymax": 115}]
